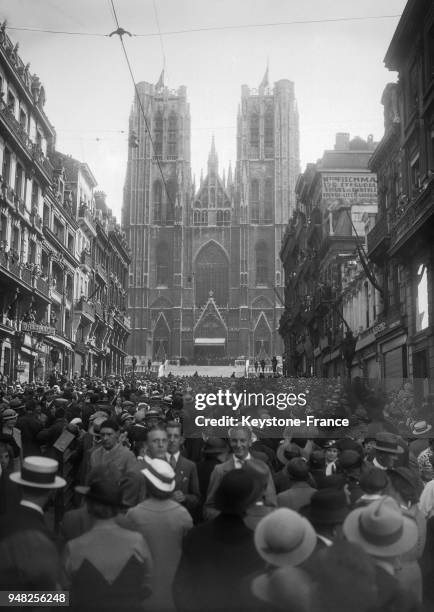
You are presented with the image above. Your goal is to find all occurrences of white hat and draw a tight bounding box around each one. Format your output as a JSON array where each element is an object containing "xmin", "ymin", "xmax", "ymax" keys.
[
  {"xmin": 411, "ymin": 421, "xmax": 432, "ymax": 436},
  {"xmin": 141, "ymin": 457, "xmax": 175, "ymax": 492},
  {"xmin": 10, "ymin": 456, "xmax": 66, "ymax": 489}
]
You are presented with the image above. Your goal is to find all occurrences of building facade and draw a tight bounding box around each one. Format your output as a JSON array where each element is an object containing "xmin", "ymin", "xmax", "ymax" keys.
[
  {"xmin": 367, "ymin": 0, "xmax": 434, "ymax": 400},
  {"xmin": 0, "ymin": 25, "xmax": 130, "ymax": 382},
  {"xmin": 279, "ymin": 133, "xmax": 378, "ymax": 378},
  {"xmin": 123, "ymin": 79, "xmax": 300, "ymax": 363}
]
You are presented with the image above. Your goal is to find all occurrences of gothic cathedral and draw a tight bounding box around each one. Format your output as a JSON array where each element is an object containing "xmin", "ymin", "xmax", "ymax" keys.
[{"xmin": 122, "ymin": 79, "xmax": 299, "ymax": 363}]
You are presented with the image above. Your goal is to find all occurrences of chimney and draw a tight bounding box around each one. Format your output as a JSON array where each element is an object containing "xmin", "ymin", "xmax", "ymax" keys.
[{"xmin": 335, "ymin": 133, "xmax": 350, "ymax": 151}]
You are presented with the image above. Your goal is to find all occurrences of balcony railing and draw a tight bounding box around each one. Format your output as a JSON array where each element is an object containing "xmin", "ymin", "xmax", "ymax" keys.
[
  {"xmin": 96, "ymin": 263, "xmax": 107, "ymax": 283},
  {"xmin": 390, "ymin": 177, "xmax": 434, "ymax": 253},
  {"xmin": 74, "ymin": 299, "xmax": 95, "ymax": 319},
  {"xmin": 78, "ymin": 204, "xmax": 97, "ymax": 237},
  {"xmin": 0, "ymin": 252, "xmax": 50, "ymax": 297},
  {"xmin": 0, "ymin": 102, "xmax": 53, "ymax": 181},
  {"xmin": 94, "ymin": 302, "xmax": 103, "ymax": 319},
  {"xmin": 36, "ymin": 277, "xmax": 49, "ymax": 297}
]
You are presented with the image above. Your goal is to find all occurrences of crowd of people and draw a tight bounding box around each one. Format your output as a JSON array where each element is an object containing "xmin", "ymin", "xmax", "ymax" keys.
[{"xmin": 0, "ymin": 372, "xmax": 434, "ymax": 611}]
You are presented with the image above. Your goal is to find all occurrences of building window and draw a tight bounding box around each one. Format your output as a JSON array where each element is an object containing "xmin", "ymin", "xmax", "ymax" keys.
[
  {"xmin": 209, "ymin": 187, "xmax": 216, "ymax": 208},
  {"xmin": 264, "ymin": 178, "xmax": 273, "ymax": 223},
  {"xmin": 201, "ymin": 210, "xmax": 208, "ymax": 225},
  {"xmin": 410, "ymin": 154, "xmax": 420, "ymax": 193},
  {"xmin": 223, "ymin": 210, "xmax": 231, "ymax": 225},
  {"xmin": 167, "ymin": 111, "xmax": 178, "ymax": 159},
  {"xmin": 31, "ymin": 181, "xmax": 39, "ymax": 209},
  {"xmin": 406, "ymin": 61, "xmax": 418, "ymax": 118},
  {"xmin": 53, "ymin": 217, "xmax": 65, "ymax": 243},
  {"xmin": 12, "ymin": 226, "xmax": 20, "ymax": 252},
  {"xmin": 193, "ymin": 210, "xmax": 200, "ymax": 225},
  {"xmin": 14, "ymin": 164, "xmax": 24, "ymax": 199},
  {"xmin": 7, "ymin": 91, "xmax": 16, "ymax": 114},
  {"xmin": 156, "ymin": 243, "xmax": 170, "ymax": 286},
  {"xmin": 195, "ymin": 242, "xmax": 229, "ymax": 306},
  {"xmin": 2, "ymin": 148, "xmax": 11, "ymax": 184},
  {"xmin": 166, "ymin": 179, "xmax": 176, "ymax": 224},
  {"xmin": 255, "ymin": 242, "xmax": 268, "ymax": 285},
  {"xmin": 216, "ymin": 210, "xmax": 223, "ymax": 226},
  {"xmin": 153, "ymin": 180, "xmax": 162, "ymax": 223},
  {"xmin": 415, "ymin": 263, "xmax": 429, "ymax": 332},
  {"xmin": 264, "ymin": 110, "xmax": 274, "ymax": 158},
  {"xmin": 250, "ymin": 179, "xmax": 260, "ymax": 223},
  {"xmin": 28, "ymin": 240, "xmax": 36, "ymax": 264},
  {"xmin": 154, "ymin": 111, "xmax": 163, "ymax": 157},
  {"xmin": 249, "ymin": 112, "xmax": 259, "ymax": 158}
]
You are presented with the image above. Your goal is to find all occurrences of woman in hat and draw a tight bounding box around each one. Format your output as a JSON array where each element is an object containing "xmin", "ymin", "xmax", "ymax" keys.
[
  {"xmin": 0, "ymin": 408, "xmax": 22, "ymax": 469},
  {"xmin": 125, "ymin": 457, "xmax": 192, "ymax": 612}
]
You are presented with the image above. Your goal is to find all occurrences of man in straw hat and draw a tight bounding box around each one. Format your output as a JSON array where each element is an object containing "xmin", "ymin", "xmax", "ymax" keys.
[{"xmin": 0, "ymin": 456, "xmax": 65, "ymax": 540}]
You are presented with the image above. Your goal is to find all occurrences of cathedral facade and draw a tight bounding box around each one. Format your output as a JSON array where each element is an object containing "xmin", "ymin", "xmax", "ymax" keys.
[{"xmin": 122, "ymin": 79, "xmax": 299, "ymax": 363}]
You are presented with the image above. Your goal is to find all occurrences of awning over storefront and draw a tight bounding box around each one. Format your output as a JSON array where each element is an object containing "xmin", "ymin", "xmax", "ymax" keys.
[
  {"xmin": 46, "ymin": 335, "xmax": 74, "ymax": 351},
  {"xmin": 194, "ymin": 338, "xmax": 226, "ymax": 345}
]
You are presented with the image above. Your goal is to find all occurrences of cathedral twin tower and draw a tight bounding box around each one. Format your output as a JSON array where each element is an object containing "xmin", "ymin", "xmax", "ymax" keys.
[{"xmin": 122, "ymin": 78, "xmax": 300, "ymax": 364}]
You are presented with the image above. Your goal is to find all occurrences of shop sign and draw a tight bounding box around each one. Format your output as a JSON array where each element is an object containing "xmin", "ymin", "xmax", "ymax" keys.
[
  {"xmin": 373, "ymin": 321, "xmax": 387, "ymax": 336},
  {"xmin": 21, "ymin": 322, "xmax": 56, "ymax": 335}
]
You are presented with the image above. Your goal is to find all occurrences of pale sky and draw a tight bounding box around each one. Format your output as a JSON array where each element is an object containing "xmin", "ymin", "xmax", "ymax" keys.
[{"xmin": 2, "ymin": 0, "xmax": 407, "ymax": 221}]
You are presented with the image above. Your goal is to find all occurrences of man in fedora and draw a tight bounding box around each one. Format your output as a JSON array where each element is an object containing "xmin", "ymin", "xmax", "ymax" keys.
[
  {"xmin": 369, "ymin": 431, "xmax": 404, "ymax": 471},
  {"xmin": 343, "ymin": 496, "xmax": 419, "ymax": 610},
  {"xmin": 0, "ymin": 455, "xmax": 66, "ymax": 540},
  {"xmin": 204, "ymin": 426, "xmax": 276, "ymax": 520},
  {"xmin": 301, "ymin": 489, "xmax": 349, "ymax": 550}
]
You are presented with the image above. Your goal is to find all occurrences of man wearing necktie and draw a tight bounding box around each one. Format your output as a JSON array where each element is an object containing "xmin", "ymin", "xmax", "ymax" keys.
[
  {"xmin": 204, "ymin": 426, "xmax": 277, "ymax": 520},
  {"xmin": 166, "ymin": 421, "xmax": 200, "ymax": 516}
]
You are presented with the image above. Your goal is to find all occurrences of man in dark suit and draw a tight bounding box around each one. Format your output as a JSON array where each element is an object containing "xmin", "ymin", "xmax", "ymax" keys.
[
  {"xmin": 204, "ymin": 425, "xmax": 276, "ymax": 520},
  {"xmin": 166, "ymin": 421, "xmax": 200, "ymax": 514},
  {"xmin": 0, "ymin": 455, "xmax": 66, "ymax": 541},
  {"xmin": 173, "ymin": 469, "xmax": 264, "ymax": 612}
]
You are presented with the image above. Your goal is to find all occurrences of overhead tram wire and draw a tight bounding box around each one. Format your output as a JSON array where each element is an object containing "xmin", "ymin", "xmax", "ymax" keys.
[
  {"xmin": 107, "ymin": 0, "xmax": 174, "ymax": 211},
  {"xmin": 7, "ymin": 14, "xmax": 402, "ymax": 38}
]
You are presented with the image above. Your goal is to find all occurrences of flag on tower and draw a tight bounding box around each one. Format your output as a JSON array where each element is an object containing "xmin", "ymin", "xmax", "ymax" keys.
[
  {"xmin": 259, "ymin": 66, "xmax": 269, "ymax": 90},
  {"xmin": 156, "ymin": 69, "xmax": 164, "ymax": 91}
]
